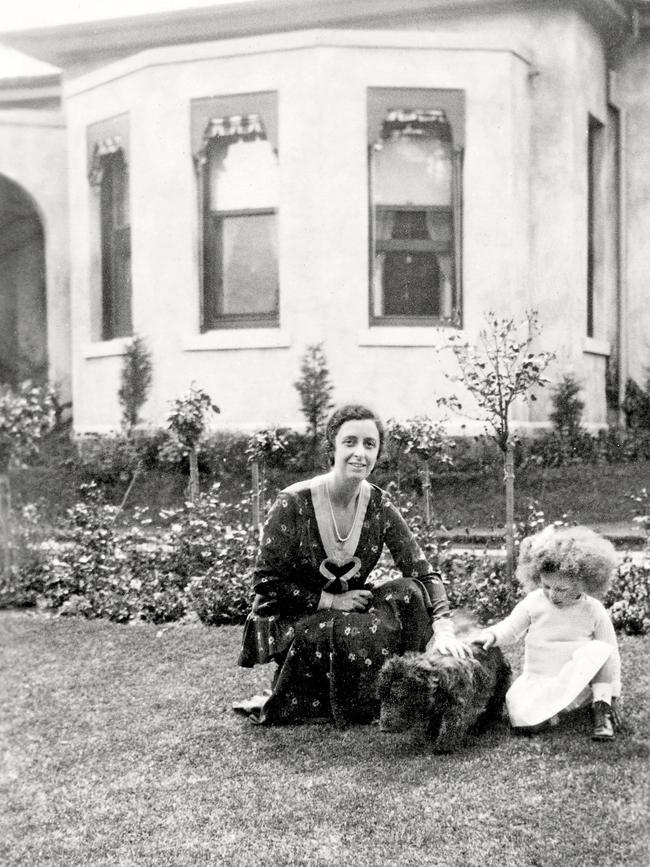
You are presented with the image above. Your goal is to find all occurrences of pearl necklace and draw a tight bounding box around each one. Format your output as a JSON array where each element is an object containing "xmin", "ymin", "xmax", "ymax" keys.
[{"xmin": 326, "ymin": 482, "xmax": 361, "ymax": 544}]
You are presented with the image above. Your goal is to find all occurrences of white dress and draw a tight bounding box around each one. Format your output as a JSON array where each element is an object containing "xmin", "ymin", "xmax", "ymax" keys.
[{"xmin": 490, "ymin": 589, "xmax": 621, "ymax": 727}]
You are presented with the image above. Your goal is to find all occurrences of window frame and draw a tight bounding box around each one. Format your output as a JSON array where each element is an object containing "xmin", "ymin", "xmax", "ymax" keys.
[
  {"xmin": 587, "ymin": 113, "xmax": 605, "ymax": 340},
  {"xmin": 99, "ymin": 150, "xmax": 132, "ymax": 340},
  {"xmin": 192, "ymin": 92, "xmax": 279, "ymax": 332},
  {"xmin": 87, "ymin": 114, "xmax": 132, "ymax": 342},
  {"xmin": 367, "ymin": 88, "xmax": 464, "ymax": 329}
]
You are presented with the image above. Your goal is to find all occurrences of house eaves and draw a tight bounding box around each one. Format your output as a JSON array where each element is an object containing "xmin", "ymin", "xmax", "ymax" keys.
[{"xmin": 0, "ymin": 0, "xmax": 635, "ymax": 69}]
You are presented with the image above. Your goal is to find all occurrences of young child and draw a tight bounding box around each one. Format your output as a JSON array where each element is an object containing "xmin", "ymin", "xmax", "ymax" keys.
[{"xmin": 478, "ymin": 525, "xmax": 621, "ymax": 741}]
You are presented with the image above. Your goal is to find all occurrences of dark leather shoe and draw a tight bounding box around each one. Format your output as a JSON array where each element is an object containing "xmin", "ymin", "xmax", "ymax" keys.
[{"xmin": 591, "ymin": 700, "xmax": 615, "ymax": 741}]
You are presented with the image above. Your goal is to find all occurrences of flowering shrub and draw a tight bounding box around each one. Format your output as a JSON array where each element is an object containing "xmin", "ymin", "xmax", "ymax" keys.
[
  {"xmin": 167, "ymin": 385, "xmax": 220, "ymax": 452},
  {"xmin": 76, "ymin": 433, "xmax": 142, "ymax": 484},
  {"xmin": 605, "ymin": 557, "xmax": 650, "ymax": 635},
  {"xmin": 3, "ymin": 480, "xmax": 649, "ymax": 634},
  {"xmin": 245, "ymin": 427, "xmax": 292, "ymax": 466},
  {"xmin": 0, "ymin": 381, "xmax": 57, "ymax": 472},
  {"xmin": 516, "ymin": 428, "xmax": 650, "ymax": 468},
  {"xmin": 3, "ymin": 482, "xmax": 256, "ymax": 625}
]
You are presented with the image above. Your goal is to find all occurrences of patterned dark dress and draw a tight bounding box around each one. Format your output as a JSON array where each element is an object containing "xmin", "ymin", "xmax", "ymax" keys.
[{"xmin": 238, "ymin": 476, "xmax": 452, "ymax": 725}]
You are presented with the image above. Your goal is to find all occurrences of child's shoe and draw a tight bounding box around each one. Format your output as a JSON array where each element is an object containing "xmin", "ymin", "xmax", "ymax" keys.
[{"xmin": 591, "ymin": 700, "xmax": 615, "ymax": 741}]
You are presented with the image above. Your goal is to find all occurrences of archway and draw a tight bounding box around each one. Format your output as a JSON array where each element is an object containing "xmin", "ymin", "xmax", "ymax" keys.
[{"xmin": 0, "ymin": 174, "xmax": 47, "ymax": 386}]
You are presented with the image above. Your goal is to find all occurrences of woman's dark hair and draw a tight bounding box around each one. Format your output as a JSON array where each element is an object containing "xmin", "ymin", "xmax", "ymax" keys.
[{"xmin": 324, "ymin": 404, "xmax": 385, "ymax": 465}]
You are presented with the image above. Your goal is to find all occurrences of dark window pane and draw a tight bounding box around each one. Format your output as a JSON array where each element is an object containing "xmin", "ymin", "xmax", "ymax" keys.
[
  {"xmin": 382, "ymin": 252, "xmax": 441, "ymax": 316},
  {"xmin": 373, "ymin": 208, "xmax": 455, "ymax": 319},
  {"xmin": 100, "ymin": 152, "xmax": 131, "ymax": 339}
]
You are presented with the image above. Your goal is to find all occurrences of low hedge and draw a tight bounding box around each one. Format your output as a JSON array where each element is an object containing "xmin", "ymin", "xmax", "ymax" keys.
[{"xmin": 2, "ymin": 483, "xmax": 648, "ymax": 635}]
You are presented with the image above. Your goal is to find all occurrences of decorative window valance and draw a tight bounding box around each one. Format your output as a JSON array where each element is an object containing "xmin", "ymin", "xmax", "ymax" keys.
[
  {"xmin": 191, "ymin": 91, "xmax": 278, "ymax": 163},
  {"xmin": 87, "ymin": 113, "xmax": 130, "ymax": 186},
  {"xmin": 196, "ymin": 113, "xmax": 267, "ymax": 168},
  {"xmin": 381, "ymin": 108, "xmax": 452, "ymax": 141},
  {"xmin": 368, "ymin": 88, "xmax": 464, "ymax": 148}
]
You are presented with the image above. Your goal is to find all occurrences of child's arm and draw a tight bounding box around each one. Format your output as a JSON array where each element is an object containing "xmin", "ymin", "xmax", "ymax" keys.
[{"xmin": 477, "ymin": 597, "xmax": 533, "ymax": 649}]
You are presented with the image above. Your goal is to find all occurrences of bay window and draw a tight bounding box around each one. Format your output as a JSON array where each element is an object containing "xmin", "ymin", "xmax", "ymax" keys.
[
  {"xmin": 368, "ymin": 89, "xmax": 464, "ymax": 326},
  {"xmin": 193, "ymin": 93, "xmax": 279, "ymax": 329},
  {"xmin": 88, "ymin": 115, "xmax": 132, "ymax": 340}
]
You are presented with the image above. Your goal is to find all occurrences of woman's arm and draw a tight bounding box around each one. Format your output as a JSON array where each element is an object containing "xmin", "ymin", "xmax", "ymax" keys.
[
  {"xmin": 382, "ymin": 499, "xmax": 471, "ymax": 658},
  {"xmin": 382, "ymin": 499, "xmax": 436, "ymax": 582},
  {"xmin": 253, "ymin": 494, "xmax": 321, "ymax": 616}
]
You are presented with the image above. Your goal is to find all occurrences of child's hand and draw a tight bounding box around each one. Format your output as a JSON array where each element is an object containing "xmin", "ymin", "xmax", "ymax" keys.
[{"xmin": 475, "ymin": 630, "xmax": 496, "ymax": 650}]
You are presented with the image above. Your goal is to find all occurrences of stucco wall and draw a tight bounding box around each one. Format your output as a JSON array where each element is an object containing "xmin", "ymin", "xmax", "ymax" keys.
[
  {"xmin": 617, "ymin": 36, "xmax": 650, "ymax": 392},
  {"xmin": 380, "ymin": 5, "xmax": 617, "ymax": 426},
  {"xmin": 0, "ymin": 110, "xmax": 70, "ymax": 401},
  {"xmin": 64, "ymin": 11, "xmax": 615, "ymax": 433}
]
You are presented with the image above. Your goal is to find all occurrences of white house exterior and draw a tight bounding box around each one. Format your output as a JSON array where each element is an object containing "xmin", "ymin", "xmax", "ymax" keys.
[{"xmin": 1, "ymin": 0, "xmax": 649, "ymax": 434}]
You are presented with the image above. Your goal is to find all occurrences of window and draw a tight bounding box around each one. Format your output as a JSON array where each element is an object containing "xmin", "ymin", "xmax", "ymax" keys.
[
  {"xmin": 587, "ymin": 114, "xmax": 604, "ymax": 339},
  {"xmin": 368, "ymin": 89, "xmax": 464, "ymax": 326},
  {"xmin": 88, "ymin": 116, "xmax": 132, "ymax": 340},
  {"xmin": 193, "ymin": 93, "xmax": 279, "ymax": 329}
]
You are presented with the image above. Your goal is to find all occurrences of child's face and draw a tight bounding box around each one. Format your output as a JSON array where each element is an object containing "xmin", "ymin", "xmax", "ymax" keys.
[{"xmin": 540, "ymin": 572, "xmax": 582, "ymax": 608}]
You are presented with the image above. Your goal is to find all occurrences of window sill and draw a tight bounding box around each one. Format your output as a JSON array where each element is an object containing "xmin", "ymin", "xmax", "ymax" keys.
[
  {"xmin": 358, "ymin": 327, "xmax": 453, "ymax": 347},
  {"xmin": 183, "ymin": 329, "xmax": 291, "ymax": 351},
  {"xmin": 83, "ymin": 338, "xmax": 131, "ymax": 359},
  {"xmin": 582, "ymin": 337, "xmax": 610, "ymax": 357}
]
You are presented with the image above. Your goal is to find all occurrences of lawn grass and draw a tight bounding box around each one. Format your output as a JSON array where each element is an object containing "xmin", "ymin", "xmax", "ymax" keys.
[{"xmin": 1, "ymin": 613, "xmax": 648, "ymax": 867}]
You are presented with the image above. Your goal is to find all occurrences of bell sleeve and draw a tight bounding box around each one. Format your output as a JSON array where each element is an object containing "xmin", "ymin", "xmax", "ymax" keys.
[{"xmin": 252, "ymin": 493, "xmax": 322, "ymax": 616}]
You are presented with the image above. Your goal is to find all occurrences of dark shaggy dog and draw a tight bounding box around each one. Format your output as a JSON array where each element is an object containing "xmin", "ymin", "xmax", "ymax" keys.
[{"xmin": 377, "ymin": 645, "xmax": 511, "ymax": 752}]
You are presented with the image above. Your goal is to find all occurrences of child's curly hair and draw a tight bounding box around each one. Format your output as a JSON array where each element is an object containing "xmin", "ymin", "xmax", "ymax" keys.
[{"xmin": 516, "ymin": 525, "xmax": 618, "ymax": 598}]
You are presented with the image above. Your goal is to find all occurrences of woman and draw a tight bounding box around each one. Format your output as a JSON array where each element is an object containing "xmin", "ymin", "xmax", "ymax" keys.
[{"xmin": 235, "ymin": 404, "xmax": 470, "ymax": 725}]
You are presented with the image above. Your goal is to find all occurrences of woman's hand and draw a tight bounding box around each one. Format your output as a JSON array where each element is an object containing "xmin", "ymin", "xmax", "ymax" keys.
[
  {"xmin": 476, "ymin": 630, "xmax": 496, "ymax": 650},
  {"xmin": 332, "ymin": 589, "xmax": 373, "ymax": 612},
  {"xmin": 428, "ymin": 635, "xmax": 474, "ymax": 659}
]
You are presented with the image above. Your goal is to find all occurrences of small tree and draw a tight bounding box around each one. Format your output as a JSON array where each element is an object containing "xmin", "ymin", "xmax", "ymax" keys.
[
  {"xmin": 245, "ymin": 426, "xmax": 291, "ymax": 529},
  {"xmin": 115, "ymin": 335, "xmax": 153, "ymax": 511},
  {"xmin": 294, "ymin": 343, "xmax": 335, "ymax": 457},
  {"xmin": 167, "ymin": 384, "xmax": 220, "ymax": 502},
  {"xmin": 118, "ymin": 334, "xmax": 153, "ymax": 434},
  {"xmin": 438, "ymin": 311, "xmax": 554, "ymax": 578},
  {"xmin": 622, "ymin": 377, "xmax": 650, "ymax": 430},
  {"xmin": 0, "ymin": 381, "xmax": 56, "ymax": 573},
  {"xmin": 549, "ymin": 373, "xmax": 584, "ymax": 439},
  {"xmin": 386, "ymin": 417, "xmax": 453, "ymax": 524}
]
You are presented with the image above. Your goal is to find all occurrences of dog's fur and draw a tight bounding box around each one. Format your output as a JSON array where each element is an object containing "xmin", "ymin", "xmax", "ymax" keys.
[{"xmin": 377, "ymin": 643, "xmax": 511, "ymax": 752}]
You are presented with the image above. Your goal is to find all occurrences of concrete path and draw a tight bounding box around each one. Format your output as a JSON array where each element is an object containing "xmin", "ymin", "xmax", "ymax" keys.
[{"xmin": 434, "ymin": 521, "xmax": 648, "ymax": 553}]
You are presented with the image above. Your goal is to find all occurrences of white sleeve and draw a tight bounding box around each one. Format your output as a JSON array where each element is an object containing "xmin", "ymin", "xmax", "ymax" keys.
[{"xmin": 489, "ymin": 597, "xmax": 533, "ymax": 647}]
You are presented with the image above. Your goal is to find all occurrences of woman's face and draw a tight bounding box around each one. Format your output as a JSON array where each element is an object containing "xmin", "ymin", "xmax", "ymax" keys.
[
  {"xmin": 540, "ymin": 571, "xmax": 582, "ymax": 608},
  {"xmin": 331, "ymin": 419, "xmax": 380, "ymax": 483}
]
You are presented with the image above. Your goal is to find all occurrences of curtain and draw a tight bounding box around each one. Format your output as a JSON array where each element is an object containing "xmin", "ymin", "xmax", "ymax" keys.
[
  {"xmin": 88, "ymin": 137, "xmax": 125, "ymax": 186},
  {"xmin": 196, "ymin": 113, "xmax": 267, "ymax": 169}
]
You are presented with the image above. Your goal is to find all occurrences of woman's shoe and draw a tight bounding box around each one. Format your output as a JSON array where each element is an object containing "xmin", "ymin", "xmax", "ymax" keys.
[
  {"xmin": 232, "ymin": 689, "xmax": 272, "ymax": 717},
  {"xmin": 591, "ymin": 700, "xmax": 615, "ymax": 741}
]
